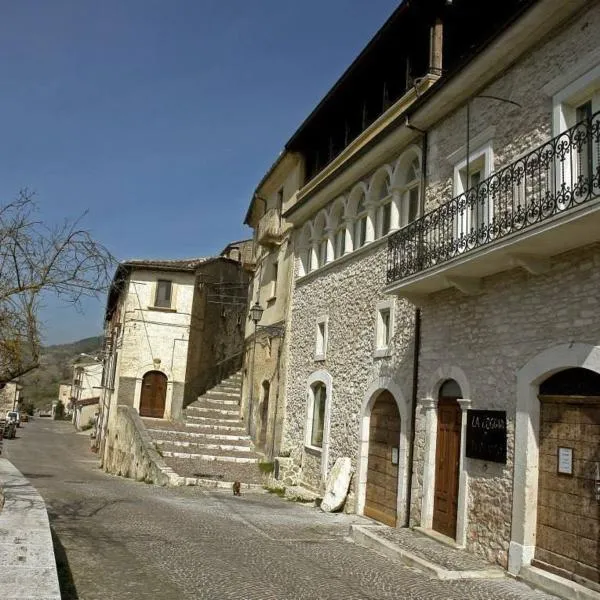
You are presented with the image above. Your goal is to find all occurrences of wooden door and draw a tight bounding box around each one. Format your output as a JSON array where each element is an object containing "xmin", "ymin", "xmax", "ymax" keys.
[
  {"xmin": 139, "ymin": 371, "xmax": 167, "ymax": 418},
  {"xmin": 535, "ymin": 396, "xmax": 600, "ymax": 585},
  {"xmin": 259, "ymin": 381, "xmax": 270, "ymax": 450},
  {"xmin": 365, "ymin": 391, "xmax": 401, "ymax": 527},
  {"xmin": 432, "ymin": 397, "xmax": 462, "ymax": 538}
]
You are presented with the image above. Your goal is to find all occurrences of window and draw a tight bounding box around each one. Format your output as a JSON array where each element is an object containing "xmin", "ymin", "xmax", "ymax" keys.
[
  {"xmin": 334, "ymin": 224, "xmax": 346, "ymax": 259},
  {"xmin": 318, "ymin": 238, "xmax": 328, "ymax": 267},
  {"xmin": 403, "ymin": 158, "xmax": 421, "ymax": 226},
  {"xmin": 380, "ymin": 201, "xmax": 392, "ymax": 236},
  {"xmin": 154, "ymin": 280, "xmax": 172, "ymax": 308},
  {"xmin": 374, "ymin": 299, "xmax": 394, "ymax": 357},
  {"xmin": 268, "ymin": 260, "xmax": 278, "ymax": 300},
  {"xmin": 309, "ymin": 382, "xmax": 326, "ymax": 448},
  {"xmin": 374, "ymin": 174, "xmax": 392, "ymax": 237},
  {"xmin": 453, "ymin": 144, "xmax": 493, "ymax": 240},
  {"xmin": 315, "ymin": 317, "xmax": 328, "ymax": 360},
  {"xmin": 354, "ymin": 194, "xmax": 368, "ymax": 248}
]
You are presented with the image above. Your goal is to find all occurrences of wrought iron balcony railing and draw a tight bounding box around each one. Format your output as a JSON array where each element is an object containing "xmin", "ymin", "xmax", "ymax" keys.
[{"xmin": 387, "ymin": 110, "xmax": 600, "ymax": 284}]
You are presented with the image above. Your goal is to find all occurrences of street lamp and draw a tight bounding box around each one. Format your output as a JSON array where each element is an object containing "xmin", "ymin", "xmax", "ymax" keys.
[{"xmin": 247, "ymin": 302, "xmax": 264, "ymax": 435}]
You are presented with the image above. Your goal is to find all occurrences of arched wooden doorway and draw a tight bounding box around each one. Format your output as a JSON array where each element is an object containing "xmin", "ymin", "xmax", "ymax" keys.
[
  {"xmin": 139, "ymin": 371, "xmax": 167, "ymax": 418},
  {"xmin": 433, "ymin": 379, "xmax": 462, "ymax": 539},
  {"xmin": 258, "ymin": 380, "xmax": 270, "ymax": 450},
  {"xmin": 534, "ymin": 367, "xmax": 600, "ymax": 586},
  {"xmin": 365, "ymin": 390, "xmax": 401, "ymax": 526}
]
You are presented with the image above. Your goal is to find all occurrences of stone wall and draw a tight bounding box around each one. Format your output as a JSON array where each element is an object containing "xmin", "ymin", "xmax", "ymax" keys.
[
  {"xmin": 103, "ymin": 406, "xmax": 183, "ymax": 486},
  {"xmin": 423, "ymin": 3, "xmax": 600, "ymax": 212},
  {"xmin": 411, "ymin": 242, "xmax": 600, "ymax": 568},
  {"xmin": 116, "ymin": 376, "xmax": 136, "ymax": 407},
  {"xmin": 184, "ymin": 258, "xmax": 249, "ymax": 407},
  {"xmin": 0, "ymin": 459, "xmax": 60, "ymax": 599},
  {"xmin": 283, "ymin": 238, "xmax": 415, "ymax": 493}
]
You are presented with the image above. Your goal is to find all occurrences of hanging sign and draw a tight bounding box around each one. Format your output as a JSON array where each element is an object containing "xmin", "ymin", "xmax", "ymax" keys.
[{"xmin": 466, "ymin": 410, "xmax": 507, "ymax": 464}]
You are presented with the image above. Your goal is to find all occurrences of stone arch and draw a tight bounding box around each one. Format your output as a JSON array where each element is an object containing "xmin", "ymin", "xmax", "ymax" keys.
[
  {"xmin": 133, "ymin": 363, "xmax": 173, "ymax": 418},
  {"xmin": 392, "ymin": 145, "xmax": 422, "ymax": 189},
  {"xmin": 367, "ymin": 165, "xmax": 393, "ymax": 204},
  {"xmin": 346, "ymin": 181, "xmax": 369, "ymax": 217},
  {"xmin": 508, "ymin": 343, "xmax": 600, "ymax": 575},
  {"xmin": 356, "ymin": 377, "xmax": 411, "ymax": 526},
  {"xmin": 426, "ymin": 364, "xmax": 471, "ymax": 401}
]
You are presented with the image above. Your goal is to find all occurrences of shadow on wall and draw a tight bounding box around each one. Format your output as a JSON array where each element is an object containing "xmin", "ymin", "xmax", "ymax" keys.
[{"xmin": 51, "ymin": 526, "xmax": 78, "ymax": 600}]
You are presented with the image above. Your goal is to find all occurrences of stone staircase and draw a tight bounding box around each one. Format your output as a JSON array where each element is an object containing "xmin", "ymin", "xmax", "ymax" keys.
[{"xmin": 142, "ymin": 372, "xmax": 266, "ymax": 490}]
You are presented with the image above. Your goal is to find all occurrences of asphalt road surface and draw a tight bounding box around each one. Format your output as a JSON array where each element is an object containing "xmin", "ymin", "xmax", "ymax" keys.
[{"xmin": 4, "ymin": 419, "xmax": 557, "ymax": 600}]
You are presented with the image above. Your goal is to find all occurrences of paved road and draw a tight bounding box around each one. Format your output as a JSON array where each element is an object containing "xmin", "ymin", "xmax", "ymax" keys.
[{"xmin": 4, "ymin": 419, "xmax": 556, "ymax": 600}]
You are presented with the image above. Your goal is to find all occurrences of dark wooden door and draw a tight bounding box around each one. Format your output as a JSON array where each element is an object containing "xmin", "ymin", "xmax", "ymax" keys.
[
  {"xmin": 432, "ymin": 397, "xmax": 461, "ymax": 538},
  {"xmin": 365, "ymin": 391, "xmax": 400, "ymax": 527},
  {"xmin": 139, "ymin": 371, "xmax": 167, "ymax": 418}
]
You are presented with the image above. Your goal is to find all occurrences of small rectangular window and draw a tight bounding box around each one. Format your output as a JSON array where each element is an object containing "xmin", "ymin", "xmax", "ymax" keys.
[
  {"xmin": 269, "ymin": 261, "xmax": 278, "ymax": 299},
  {"xmin": 378, "ymin": 308, "xmax": 391, "ymax": 348},
  {"xmin": 374, "ymin": 300, "xmax": 394, "ymax": 357},
  {"xmin": 315, "ymin": 318, "xmax": 328, "ymax": 360},
  {"xmin": 155, "ymin": 280, "xmax": 172, "ymax": 308}
]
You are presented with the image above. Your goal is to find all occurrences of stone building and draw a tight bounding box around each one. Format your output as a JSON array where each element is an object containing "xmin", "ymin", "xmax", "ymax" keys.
[
  {"xmin": 380, "ymin": 0, "xmax": 600, "ymax": 594},
  {"xmin": 98, "ymin": 253, "xmax": 249, "ymax": 459},
  {"xmin": 241, "ymin": 151, "xmax": 303, "ymax": 458},
  {"xmin": 262, "ymin": 0, "xmax": 598, "ymax": 595},
  {"xmin": 0, "ymin": 381, "xmax": 22, "ymax": 414},
  {"xmin": 69, "ymin": 358, "xmax": 102, "ymax": 430}
]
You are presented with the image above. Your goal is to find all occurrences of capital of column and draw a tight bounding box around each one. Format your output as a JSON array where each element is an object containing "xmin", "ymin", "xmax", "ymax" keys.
[
  {"xmin": 457, "ymin": 398, "xmax": 473, "ymax": 411},
  {"xmin": 419, "ymin": 397, "xmax": 438, "ymax": 410}
]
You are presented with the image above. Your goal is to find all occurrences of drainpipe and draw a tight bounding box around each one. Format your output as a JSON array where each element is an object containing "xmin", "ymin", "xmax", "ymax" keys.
[{"xmin": 405, "ymin": 129, "xmax": 427, "ymax": 527}]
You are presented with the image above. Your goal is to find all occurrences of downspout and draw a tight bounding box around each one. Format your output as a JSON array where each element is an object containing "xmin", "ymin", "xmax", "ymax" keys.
[{"xmin": 405, "ymin": 129, "xmax": 427, "ymax": 527}]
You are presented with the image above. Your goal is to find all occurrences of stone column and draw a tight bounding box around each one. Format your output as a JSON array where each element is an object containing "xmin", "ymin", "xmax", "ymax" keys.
[
  {"xmin": 390, "ymin": 189, "xmax": 401, "ymax": 231},
  {"xmin": 366, "ymin": 203, "xmax": 377, "ymax": 243},
  {"xmin": 419, "ymin": 396, "xmax": 438, "ymax": 528},
  {"xmin": 325, "ymin": 226, "xmax": 335, "ymax": 264},
  {"xmin": 456, "ymin": 398, "xmax": 472, "ymax": 547},
  {"xmin": 343, "ymin": 218, "xmax": 354, "ymax": 255}
]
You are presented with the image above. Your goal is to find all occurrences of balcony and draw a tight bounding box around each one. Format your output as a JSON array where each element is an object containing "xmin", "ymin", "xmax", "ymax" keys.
[
  {"xmin": 386, "ymin": 110, "xmax": 600, "ymax": 299},
  {"xmin": 257, "ymin": 208, "xmax": 285, "ymax": 247}
]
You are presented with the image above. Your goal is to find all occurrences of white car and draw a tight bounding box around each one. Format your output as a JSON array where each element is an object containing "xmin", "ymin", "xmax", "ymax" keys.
[{"xmin": 6, "ymin": 411, "xmax": 20, "ymax": 428}]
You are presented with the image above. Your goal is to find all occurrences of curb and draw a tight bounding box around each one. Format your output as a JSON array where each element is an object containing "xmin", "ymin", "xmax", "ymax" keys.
[{"xmin": 350, "ymin": 525, "xmax": 506, "ymax": 581}]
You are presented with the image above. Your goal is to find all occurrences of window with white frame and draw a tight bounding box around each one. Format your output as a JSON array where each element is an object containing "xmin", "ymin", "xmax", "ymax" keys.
[
  {"xmin": 354, "ymin": 194, "xmax": 368, "ymax": 248},
  {"xmin": 154, "ymin": 279, "xmax": 173, "ymax": 308},
  {"xmin": 374, "ymin": 299, "xmax": 394, "ymax": 357},
  {"xmin": 375, "ymin": 174, "xmax": 392, "ymax": 237},
  {"xmin": 308, "ymin": 381, "xmax": 327, "ymax": 448},
  {"xmin": 315, "ymin": 317, "xmax": 328, "ymax": 360},
  {"xmin": 453, "ymin": 143, "xmax": 493, "ymax": 240},
  {"xmin": 402, "ymin": 158, "xmax": 421, "ymax": 227},
  {"xmin": 268, "ymin": 259, "xmax": 278, "ymax": 300}
]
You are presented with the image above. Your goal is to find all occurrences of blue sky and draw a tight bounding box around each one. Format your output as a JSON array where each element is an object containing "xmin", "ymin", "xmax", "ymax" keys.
[{"xmin": 0, "ymin": 0, "xmax": 398, "ymax": 344}]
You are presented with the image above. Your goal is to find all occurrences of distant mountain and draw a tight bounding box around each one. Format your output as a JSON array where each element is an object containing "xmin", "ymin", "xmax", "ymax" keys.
[{"xmin": 20, "ymin": 335, "xmax": 103, "ymax": 409}]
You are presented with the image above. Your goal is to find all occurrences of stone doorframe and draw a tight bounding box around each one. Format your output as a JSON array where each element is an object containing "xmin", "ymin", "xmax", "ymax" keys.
[
  {"xmin": 508, "ymin": 343, "xmax": 600, "ymax": 575},
  {"xmin": 133, "ymin": 364, "xmax": 174, "ymax": 419},
  {"xmin": 419, "ymin": 365, "xmax": 472, "ymax": 547},
  {"xmin": 356, "ymin": 377, "xmax": 411, "ymax": 526}
]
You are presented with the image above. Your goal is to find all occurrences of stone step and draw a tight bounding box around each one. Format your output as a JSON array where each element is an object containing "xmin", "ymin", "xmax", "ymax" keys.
[
  {"xmin": 164, "ymin": 456, "xmax": 265, "ymax": 485},
  {"xmin": 181, "ymin": 477, "xmax": 263, "ymax": 491},
  {"xmin": 186, "ymin": 414, "xmax": 242, "ymax": 424},
  {"xmin": 193, "ymin": 397, "xmax": 238, "ymax": 407},
  {"xmin": 155, "ymin": 439, "xmax": 252, "ymax": 452},
  {"xmin": 186, "ymin": 406, "xmax": 239, "ymax": 417},
  {"xmin": 162, "ymin": 451, "xmax": 259, "ymax": 463},
  {"xmin": 146, "ymin": 428, "xmax": 251, "ymax": 443},
  {"xmin": 215, "ymin": 383, "xmax": 241, "ymax": 391},
  {"xmin": 205, "ymin": 390, "xmax": 240, "ymax": 400},
  {"xmin": 186, "ymin": 422, "xmax": 246, "ymax": 433}
]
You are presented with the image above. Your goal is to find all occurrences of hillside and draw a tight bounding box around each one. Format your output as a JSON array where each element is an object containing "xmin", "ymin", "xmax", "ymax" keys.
[{"xmin": 20, "ymin": 336, "xmax": 103, "ymax": 410}]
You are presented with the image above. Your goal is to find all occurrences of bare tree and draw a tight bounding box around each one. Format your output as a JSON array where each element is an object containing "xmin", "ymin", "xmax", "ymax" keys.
[{"xmin": 0, "ymin": 191, "xmax": 114, "ymax": 385}]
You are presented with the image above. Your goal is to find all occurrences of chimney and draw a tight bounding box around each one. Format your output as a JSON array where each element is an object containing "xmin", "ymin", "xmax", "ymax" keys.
[{"xmin": 429, "ymin": 17, "xmax": 443, "ymax": 76}]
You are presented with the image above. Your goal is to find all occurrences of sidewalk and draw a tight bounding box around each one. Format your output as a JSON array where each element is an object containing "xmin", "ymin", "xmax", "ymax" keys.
[{"xmin": 351, "ymin": 524, "xmax": 507, "ymax": 580}]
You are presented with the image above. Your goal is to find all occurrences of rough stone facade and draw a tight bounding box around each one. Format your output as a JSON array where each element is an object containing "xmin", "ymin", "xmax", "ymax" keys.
[
  {"xmin": 406, "ymin": 1, "xmax": 600, "ymax": 570},
  {"xmin": 282, "ymin": 238, "xmax": 415, "ymax": 493}
]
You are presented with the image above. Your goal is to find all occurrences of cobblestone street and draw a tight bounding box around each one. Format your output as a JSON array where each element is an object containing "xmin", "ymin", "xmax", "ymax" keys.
[{"xmin": 5, "ymin": 420, "xmax": 557, "ymax": 600}]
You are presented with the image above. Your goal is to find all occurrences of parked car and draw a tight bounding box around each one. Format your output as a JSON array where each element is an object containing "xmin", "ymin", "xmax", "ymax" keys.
[
  {"xmin": 0, "ymin": 419, "xmax": 16, "ymax": 439},
  {"xmin": 6, "ymin": 411, "xmax": 20, "ymax": 428}
]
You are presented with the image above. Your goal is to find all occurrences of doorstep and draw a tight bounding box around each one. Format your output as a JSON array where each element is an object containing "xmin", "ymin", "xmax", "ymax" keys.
[{"xmin": 350, "ymin": 524, "xmax": 505, "ymax": 581}]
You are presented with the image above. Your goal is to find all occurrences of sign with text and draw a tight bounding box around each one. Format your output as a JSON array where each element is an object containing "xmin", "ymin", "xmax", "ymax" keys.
[{"xmin": 466, "ymin": 410, "xmax": 507, "ymax": 464}]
